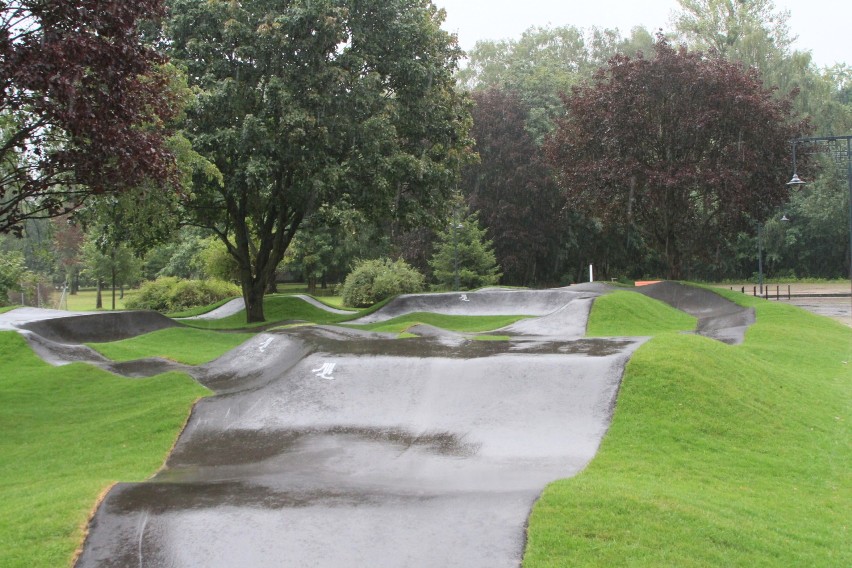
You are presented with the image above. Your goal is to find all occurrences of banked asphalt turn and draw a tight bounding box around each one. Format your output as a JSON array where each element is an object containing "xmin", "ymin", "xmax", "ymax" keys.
[{"xmin": 0, "ymin": 282, "xmax": 753, "ymax": 567}]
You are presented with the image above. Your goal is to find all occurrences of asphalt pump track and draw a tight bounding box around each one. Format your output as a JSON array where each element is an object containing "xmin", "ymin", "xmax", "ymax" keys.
[{"xmin": 0, "ymin": 283, "xmax": 753, "ymax": 567}]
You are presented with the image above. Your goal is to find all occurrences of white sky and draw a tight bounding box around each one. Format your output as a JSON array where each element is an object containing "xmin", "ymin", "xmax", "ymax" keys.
[{"xmin": 433, "ymin": 0, "xmax": 849, "ymax": 68}]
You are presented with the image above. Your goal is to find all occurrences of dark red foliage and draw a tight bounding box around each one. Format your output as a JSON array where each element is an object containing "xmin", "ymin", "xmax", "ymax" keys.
[
  {"xmin": 0, "ymin": 0, "xmax": 178, "ymax": 235},
  {"xmin": 545, "ymin": 37, "xmax": 809, "ymax": 279},
  {"xmin": 463, "ymin": 87, "xmax": 560, "ymax": 285}
]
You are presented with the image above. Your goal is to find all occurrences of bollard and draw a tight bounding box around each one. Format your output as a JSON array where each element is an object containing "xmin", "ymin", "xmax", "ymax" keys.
[{"xmin": 788, "ymin": 285, "xmax": 791, "ymax": 300}]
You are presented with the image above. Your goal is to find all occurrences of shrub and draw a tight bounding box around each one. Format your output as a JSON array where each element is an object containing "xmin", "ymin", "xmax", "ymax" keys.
[
  {"xmin": 341, "ymin": 258, "xmax": 425, "ymax": 307},
  {"xmin": 126, "ymin": 277, "xmax": 240, "ymax": 313}
]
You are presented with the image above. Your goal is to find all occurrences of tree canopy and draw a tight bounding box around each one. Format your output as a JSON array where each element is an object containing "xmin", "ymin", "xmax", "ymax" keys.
[
  {"xmin": 545, "ymin": 37, "xmax": 808, "ymax": 279},
  {"xmin": 167, "ymin": 0, "xmax": 472, "ymax": 322},
  {"xmin": 0, "ymin": 1, "xmax": 180, "ymax": 234},
  {"xmin": 462, "ymin": 88, "xmax": 558, "ymax": 285}
]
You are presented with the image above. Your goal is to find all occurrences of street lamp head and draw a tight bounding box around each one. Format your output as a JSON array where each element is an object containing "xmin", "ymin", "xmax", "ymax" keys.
[
  {"xmin": 786, "ymin": 173, "xmax": 806, "ymax": 186},
  {"xmin": 780, "ymin": 214, "xmax": 790, "ymax": 222}
]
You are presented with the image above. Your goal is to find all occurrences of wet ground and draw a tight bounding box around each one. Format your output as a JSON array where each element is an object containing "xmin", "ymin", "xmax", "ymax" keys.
[
  {"xmin": 0, "ymin": 284, "xmax": 760, "ymax": 567},
  {"xmin": 715, "ymin": 283, "xmax": 852, "ymax": 327}
]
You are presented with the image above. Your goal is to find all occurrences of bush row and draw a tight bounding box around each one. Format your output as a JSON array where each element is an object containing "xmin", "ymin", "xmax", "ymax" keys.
[
  {"xmin": 126, "ymin": 277, "xmax": 240, "ymax": 313},
  {"xmin": 340, "ymin": 258, "xmax": 425, "ymax": 308}
]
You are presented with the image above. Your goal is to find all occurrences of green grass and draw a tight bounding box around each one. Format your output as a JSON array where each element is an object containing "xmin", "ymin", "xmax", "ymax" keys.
[
  {"xmin": 0, "ymin": 306, "xmax": 16, "ymax": 314},
  {"xmin": 473, "ymin": 334, "xmax": 511, "ymax": 341},
  {"xmin": 62, "ymin": 288, "xmax": 139, "ymax": 311},
  {"xmin": 348, "ymin": 312, "xmax": 528, "ymax": 334},
  {"xmin": 166, "ymin": 296, "xmax": 240, "ymax": 318},
  {"xmin": 586, "ymin": 290, "xmax": 697, "ymax": 336},
  {"xmin": 524, "ymin": 291, "xmax": 851, "ymax": 567},
  {"xmin": 86, "ymin": 327, "xmax": 255, "ymax": 365},
  {"xmin": 0, "ymin": 332, "xmax": 209, "ymax": 568},
  {"xmin": 181, "ymin": 295, "xmax": 358, "ymax": 329}
]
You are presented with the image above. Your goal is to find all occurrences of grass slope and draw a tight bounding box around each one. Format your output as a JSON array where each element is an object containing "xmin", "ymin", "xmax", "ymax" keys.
[
  {"xmin": 181, "ymin": 295, "xmax": 355, "ymax": 329},
  {"xmin": 524, "ymin": 291, "xmax": 851, "ymax": 567},
  {"xmin": 586, "ymin": 290, "xmax": 697, "ymax": 336},
  {"xmin": 87, "ymin": 327, "xmax": 254, "ymax": 365},
  {"xmin": 348, "ymin": 312, "xmax": 528, "ymax": 334},
  {"xmin": 0, "ymin": 332, "xmax": 209, "ymax": 568}
]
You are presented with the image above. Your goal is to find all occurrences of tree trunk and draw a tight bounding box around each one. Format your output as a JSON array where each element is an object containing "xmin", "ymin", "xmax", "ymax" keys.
[
  {"xmin": 96, "ymin": 280, "xmax": 103, "ymax": 309},
  {"xmin": 243, "ymin": 280, "xmax": 266, "ymax": 323},
  {"xmin": 111, "ymin": 248, "xmax": 116, "ymax": 311}
]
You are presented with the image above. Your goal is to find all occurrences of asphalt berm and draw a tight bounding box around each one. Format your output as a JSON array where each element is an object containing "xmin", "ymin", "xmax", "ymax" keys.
[{"xmin": 0, "ymin": 283, "xmax": 754, "ymax": 567}]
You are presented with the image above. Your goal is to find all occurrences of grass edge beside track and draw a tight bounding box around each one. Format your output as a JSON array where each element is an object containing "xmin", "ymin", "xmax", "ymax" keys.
[
  {"xmin": 0, "ymin": 332, "xmax": 209, "ymax": 568},
  {"xmin": 523, "ymin": 289, "xmax": 851, "ymax": 567}
]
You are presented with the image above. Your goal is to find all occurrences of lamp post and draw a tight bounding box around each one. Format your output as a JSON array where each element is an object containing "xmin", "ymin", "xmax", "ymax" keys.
[
  {"xmin": 757, "ymin": 222, "xmax": 764, "ymax": 296},
  {"xmin": 787, "ymin": 135, "xmax": 852, "ymax": 312}
]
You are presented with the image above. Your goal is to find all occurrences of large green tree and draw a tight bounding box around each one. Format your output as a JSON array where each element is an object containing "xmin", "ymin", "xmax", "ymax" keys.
[
  {"xmin": 546, "ymin": 37, "xmax": 807, "ymax": 279},
  {"xmin": 166, "ymin": 0, "xmax": 471, "ymax": 322}
]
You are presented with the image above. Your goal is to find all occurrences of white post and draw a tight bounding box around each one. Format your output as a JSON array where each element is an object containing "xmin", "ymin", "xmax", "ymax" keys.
[{"xmin": 589, "ymin": 264, "xmax": 594, "ymax": 283}]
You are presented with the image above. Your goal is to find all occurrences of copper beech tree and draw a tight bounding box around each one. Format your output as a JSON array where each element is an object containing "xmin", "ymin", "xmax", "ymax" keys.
[
  {"xmin": 0, "ymin": 1, "xmax": 180, "ymax": 235},
  {"xmin": 545, "ymin": 37, "xmax": 808, "ymax": 279}
]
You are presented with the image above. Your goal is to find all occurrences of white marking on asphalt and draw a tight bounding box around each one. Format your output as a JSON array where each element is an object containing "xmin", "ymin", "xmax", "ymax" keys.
[
  {"xmin": 258, "ymin": 337, "xmax": 274, "ymax": 352},
  {"xmin": 137, "ymin": 510, "xmax": 149, "ymax": 568},
  {"xmin": 312, "ymin": 362, "xmax": 336, "ymax": 380},
  {"xmin": 460, "ymin": 294, "xmax": 470, "ymax": 302}
]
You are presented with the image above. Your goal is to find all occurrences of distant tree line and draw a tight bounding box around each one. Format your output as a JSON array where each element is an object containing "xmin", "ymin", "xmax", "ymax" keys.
[
  {"xmin": 454, "ymin": 0, "xmax": 851, "ymax": 284},
  {"xmin": 2, "ymin": 0, "xmax": 850, "ymax": 314}
]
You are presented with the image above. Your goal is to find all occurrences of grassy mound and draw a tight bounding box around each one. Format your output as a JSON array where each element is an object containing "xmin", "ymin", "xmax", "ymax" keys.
[
  {"xmin": 0, "ymin": 332, "xmax": 208, "ymax": 568},
  {"xmin": 348, "ymin": 312, "xmax": 528, "ymax": 334},
  {"xmin": 586, "ymin": 290, "xmax": 697, "ymax": 336},
  {"xmin": 181, "ymin": 295, "xmax": 355, "ymax": 329},
  {"xmin": 86, "ymin": 327, "xmax": 255, "ymax": 365},
  {"xmin": 524, "ymin": 291, "xmax": 851, "ymax": 567}
]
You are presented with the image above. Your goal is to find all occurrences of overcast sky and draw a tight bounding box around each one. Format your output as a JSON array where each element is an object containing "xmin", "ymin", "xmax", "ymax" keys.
[{"xmin": 433, "ymin": 0, "xmax": 849, "ymax": 68}]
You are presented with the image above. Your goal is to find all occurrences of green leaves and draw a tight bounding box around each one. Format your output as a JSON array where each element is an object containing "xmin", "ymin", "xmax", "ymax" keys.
[
  {"xmin": 429, "ymin": 207, "xmax": 501, "ymax": 291},
  {"xmin": 166, "ymin": 0, "xmax": 472, "ymax": 321}
]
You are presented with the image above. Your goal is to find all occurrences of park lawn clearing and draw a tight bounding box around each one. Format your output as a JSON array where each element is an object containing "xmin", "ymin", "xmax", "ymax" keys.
[
  {"xmin": 348, "ymin": 312, "xmax": 529, "ymax": 334},
  {"xmin": 86, "ymin": 327, "xmax": 255, "ymax": 365},
  {"xmin": 586, "ymin": 290, "xmax": 697, "ymax": 336},
  {"xmin": 0, "ymin": 332, "xmax": 208, "ymax": 568},
  {"xmin": 62, "ymin": 288, "xmax": 139, "ymax": 312},
  {"xmin": 524, "ymin": 290, "xmax": 850, "ymax": 567}
]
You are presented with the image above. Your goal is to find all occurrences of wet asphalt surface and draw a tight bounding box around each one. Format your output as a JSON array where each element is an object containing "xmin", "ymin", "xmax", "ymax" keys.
[{"xmin": 0, "ymin": 284, "xmax": 751, "ymax": 567}]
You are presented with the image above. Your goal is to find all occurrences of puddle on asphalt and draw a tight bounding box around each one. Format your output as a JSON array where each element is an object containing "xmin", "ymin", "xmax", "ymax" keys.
[
  {"xmin": 285, "ymin": 328, "xmax": 635, "ymax": 359},
  {"xmin": 104, "ymin": 481, "xmax": 398, "ymax": 514},
  {"xmin": 167, "ymin": 427, "xmax": 480, "ymax": 469}
]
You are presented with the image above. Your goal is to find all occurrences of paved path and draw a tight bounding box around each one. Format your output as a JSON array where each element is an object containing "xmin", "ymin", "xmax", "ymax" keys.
[{"xmin": 715, "ymin": 283, "xmax": 852, "ymax": 327}]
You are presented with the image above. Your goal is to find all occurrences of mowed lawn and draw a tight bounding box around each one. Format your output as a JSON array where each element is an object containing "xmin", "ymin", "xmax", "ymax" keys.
[
  {"xmin": 1, "ymin": 286, "xmax": 849, "ymax": 566},
  {"xmin": 524, "ymin": 289, "xmax": 851, "ymax": 567},
  {"xmin": 0, "ymin": 333, "xmax": 209, "ymax": 568}
]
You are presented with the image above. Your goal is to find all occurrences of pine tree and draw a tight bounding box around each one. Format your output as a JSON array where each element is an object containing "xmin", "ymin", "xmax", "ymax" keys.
[{"xmin": 429, "ymin": 210, "xmax": 502, "ymax": 291}]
